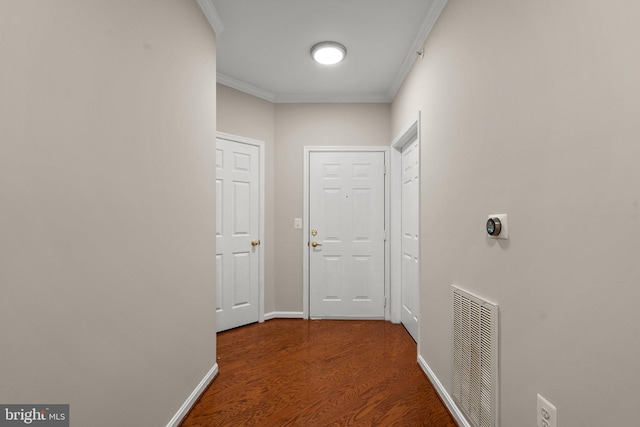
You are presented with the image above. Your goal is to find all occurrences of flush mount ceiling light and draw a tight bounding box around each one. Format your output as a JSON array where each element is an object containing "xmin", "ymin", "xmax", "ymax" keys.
[{"xmin": 310, "ymin": 41, "xmax": 347, "ymax": 65}]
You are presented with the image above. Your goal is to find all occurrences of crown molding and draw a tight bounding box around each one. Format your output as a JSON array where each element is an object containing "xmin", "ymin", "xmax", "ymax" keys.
[
  {"xmin": 274, "ymin": 93, "xmax": 391, "ymax": 104},
  {"xmin": 387, "ymin": 0, "xmax": 448, "ymax": 100},
  {"xmin": 218, "ymin": 73, "xmax": 390, "ymax": 104},
  {"xmin": 211, "ymin": 1, "xmax": 446, "ymax": 105},
  {"xmin": 195, "ymin": 0, "xmax": 225, "ymax": 35},
  {"xmin": 217, "ymin": 73, "xmax": 277, "ymax": 103}
]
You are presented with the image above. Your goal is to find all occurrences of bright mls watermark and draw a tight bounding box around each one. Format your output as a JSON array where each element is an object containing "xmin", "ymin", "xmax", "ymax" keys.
[{"xmin": 0, "ymin": 405, "xmax": 68, "ymax": 426}]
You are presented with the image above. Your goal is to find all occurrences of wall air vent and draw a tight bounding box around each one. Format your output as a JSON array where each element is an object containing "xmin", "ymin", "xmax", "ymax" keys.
[{"xmin": 452, "ymin": 285, "xmax": 499, "ymax": 427}]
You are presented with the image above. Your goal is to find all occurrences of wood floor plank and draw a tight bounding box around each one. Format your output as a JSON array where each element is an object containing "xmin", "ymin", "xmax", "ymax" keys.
[{"xmin": 181, "ymin": 319, "xmax": 457, "ymax": 427}]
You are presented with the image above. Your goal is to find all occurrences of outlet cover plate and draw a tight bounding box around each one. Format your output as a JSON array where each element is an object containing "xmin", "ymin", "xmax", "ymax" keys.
[{"xmin": 537, "ymin": 394, "xmax": 557, "ymax": 427}]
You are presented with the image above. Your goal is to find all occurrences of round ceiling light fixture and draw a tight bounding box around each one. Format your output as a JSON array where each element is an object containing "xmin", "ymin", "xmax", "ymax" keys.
[{"xmin": 310, "ymin": 41, "xmax": 347, "ymax": 65}]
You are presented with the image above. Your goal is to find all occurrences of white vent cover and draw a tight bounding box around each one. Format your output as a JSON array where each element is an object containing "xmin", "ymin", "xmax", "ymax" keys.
[{"xmin": 452, "ymin": 286, "xmax": 499, "ymax": 427}]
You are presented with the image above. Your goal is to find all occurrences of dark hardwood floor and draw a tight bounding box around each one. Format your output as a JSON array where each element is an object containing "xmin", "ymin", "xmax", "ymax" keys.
[{"xmin": 181, "ymin": 319, "xmax": 457, "ymax": 427}]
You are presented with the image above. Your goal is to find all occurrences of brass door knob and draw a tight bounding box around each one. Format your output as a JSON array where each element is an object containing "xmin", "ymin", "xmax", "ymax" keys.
[
  {"xmin": 251, "ymin": 240, "xmax": 261, "ymax": 246},
  {"xmin": 311, "ymin": 241, "xmax": 322, "ymax": 248}
]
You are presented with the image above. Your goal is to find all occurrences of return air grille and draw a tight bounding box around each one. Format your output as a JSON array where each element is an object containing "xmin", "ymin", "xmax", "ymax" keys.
[{"xmin": 452, "ymin": 286, "xmax": 499, "ymax": 427}]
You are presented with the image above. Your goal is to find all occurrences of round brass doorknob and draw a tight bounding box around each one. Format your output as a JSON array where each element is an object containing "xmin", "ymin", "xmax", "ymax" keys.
[
  {"xmin": 311, "ymin": 241, "xmax": 322, "ymax": 247},
  {"xmin": 251, "ymin": 240, "xmax": 261, "ymax": 246}
]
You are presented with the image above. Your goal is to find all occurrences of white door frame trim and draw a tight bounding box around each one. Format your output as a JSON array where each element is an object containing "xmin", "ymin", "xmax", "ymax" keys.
[
  {"xmin": 303, "ymin": 146, "xmax": 390, "ymax": 320},
  {"xmin": 390, "ymin": 112, "xmax": 421, "ymax": 326},
  {"xmin": 216, "ymin": 131, "xmax": 266, "ymax": 323}
]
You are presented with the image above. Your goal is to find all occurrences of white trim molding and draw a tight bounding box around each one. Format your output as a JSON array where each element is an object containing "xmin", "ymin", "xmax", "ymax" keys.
[
  {"xmin": 264, "ymin": 311, "xmax": 305, "ymax": 321},
  {"xmin": 390, "ymin": 112, "xmax": 421, "ymax": 327},
  {"xmin": 217, "ymin": 74, "xmax": 277, "ymax": 103},
  {"xmin": 166, "ymin": 363, "xmax": 219, "ymax": 427},
  {"xmin": 217, "ymin": 74, "xmax": 390, "ymax": 104},
  {"xmin": 210, "ymin": 1, "xmax": 448, "ymax": 104},
  {"xmin": 275, "ymin": 92, "xmax": 391, "ymax": 104},
  {"xmin": 391, "ymin": 113, "xmax": 420, "ymax": 150},
  {"xmin": 195, "ymin": 0, "xmax": 225, "ymax": 35},
  {"xmin": 387, "ymin": 0, "xmax": 448, "ymax": 100},
  {"xmin": 417, "ymin": 355, "xmax": 471, "ymax": 427}
]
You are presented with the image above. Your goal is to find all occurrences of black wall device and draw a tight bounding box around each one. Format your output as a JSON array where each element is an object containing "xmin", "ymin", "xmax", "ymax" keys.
[{"xmin": 486, "ymin": 217, "xmax": 502, "ymax": 236}]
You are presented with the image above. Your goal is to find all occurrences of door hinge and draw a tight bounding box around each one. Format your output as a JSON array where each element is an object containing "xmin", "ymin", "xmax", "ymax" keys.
[
  {"xmin": 384, "ymin": 165, "xmax": 388, "ymax": 175},
  {"xmin": 384, "ymin": 296, "xmax": 387, "ymax": 308}
]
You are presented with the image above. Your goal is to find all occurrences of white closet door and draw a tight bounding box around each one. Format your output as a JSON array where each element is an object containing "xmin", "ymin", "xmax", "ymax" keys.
[
  {"xmin": 401, "ymin": 140, "xmax": 419, "ymax": 341},
  {"xmin": 215, "ymin": 138, "xmax": 260, "ymax": 332}
]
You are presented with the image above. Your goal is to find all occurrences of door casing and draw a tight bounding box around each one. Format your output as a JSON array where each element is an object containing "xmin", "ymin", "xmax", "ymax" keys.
[
  {"xmin": 216, "ymin": 131, "xmax": 265, "ymax": 327},
  {"xmin": 390, "ymin": 112, "xmax": 421, "ymax": 336},
  {"xmin": 303, "ymin": 146, "xmax": 390, "ymax": 320}
]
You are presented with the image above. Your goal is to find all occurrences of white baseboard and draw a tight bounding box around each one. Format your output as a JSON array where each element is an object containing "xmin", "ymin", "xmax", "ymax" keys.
[
  {"xmin": 417, "ymin": 354, "xmax": 471, "ymax": 427},
  {"xmin": 166, "ymin": 363, "xmax": 219, "ymax": 427},
  {"xmin": 264, "ymin": 311, "xmax": 304, "ymax": 320}
]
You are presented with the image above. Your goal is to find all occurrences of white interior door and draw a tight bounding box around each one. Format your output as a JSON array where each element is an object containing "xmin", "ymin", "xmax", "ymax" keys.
[
  {"xmin": 309, "ymin": 151, "xmax": 386, "ymax": 318},
  {"xmin": 215, "ymin": 138, "xmax": 260, "ymax": 332},
  {"xmin": 401, "ymin": 140, "xmax": 419, "ymax": 341}
]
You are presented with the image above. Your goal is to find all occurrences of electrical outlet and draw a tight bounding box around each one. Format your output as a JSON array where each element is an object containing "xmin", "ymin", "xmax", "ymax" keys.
[{"xmin": 537, "ymin": 394, "xmax": 557, "ymax": 427}]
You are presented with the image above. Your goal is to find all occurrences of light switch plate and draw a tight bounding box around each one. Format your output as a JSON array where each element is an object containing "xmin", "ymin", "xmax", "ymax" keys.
[{"xmin": 294, "ymin": 218, "xmax": 302, "ymax": 229}]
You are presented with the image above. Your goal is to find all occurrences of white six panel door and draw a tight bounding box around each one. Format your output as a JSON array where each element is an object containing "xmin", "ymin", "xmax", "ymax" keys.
[
  {"xmin": 401, "ymin": 140, "xmax": 419, "ymax": 341},
  {"xmin": 216, "ymin": 138, "xmax": 260, "ymax": 332},
  {"xmin": 309, "ymin": 151, "xmax": 385, "ymax": 318}
]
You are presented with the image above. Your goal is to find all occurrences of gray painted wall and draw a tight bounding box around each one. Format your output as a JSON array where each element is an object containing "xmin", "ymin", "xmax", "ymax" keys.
[
  {"xmin": 392, "ymin": 0, "xmax": 640, "ymax": 425},
  {"xmin": 217, "ymin": 85, "xmax": 277, "ymax": 314},
  {"xmin": 0, "ymin": 1, "xmax": 218, "ymax": 425},
  {"xmin": 273, "ymin": 104, "xmax": 391, "ymax": 311},
  {"xmin": 216, "ymin": 93, "xmax": 391, "ymax": 314}
]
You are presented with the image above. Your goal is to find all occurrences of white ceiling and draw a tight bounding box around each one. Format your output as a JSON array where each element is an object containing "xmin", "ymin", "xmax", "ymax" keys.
[{"xmin": 201, "ymin": 0, "xmax": 447, "ymax": 103}]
